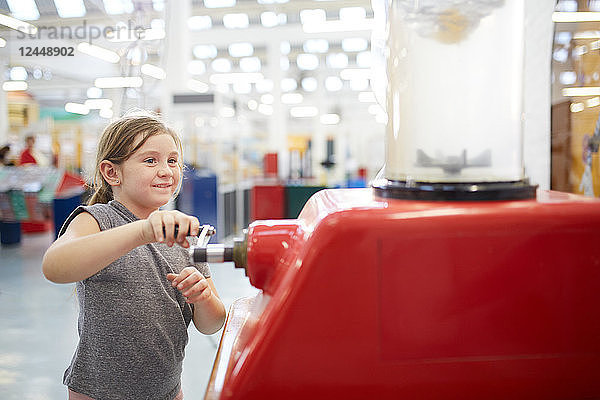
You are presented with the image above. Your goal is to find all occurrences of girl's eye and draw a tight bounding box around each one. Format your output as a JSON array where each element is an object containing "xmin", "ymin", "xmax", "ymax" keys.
[
  {"xmin": 168, "ymin": 158, "xmax": 178, "ymax": 164},
  {"xmin": 144, "ymin": 158, "xmax": 156, "ymax": 164}
]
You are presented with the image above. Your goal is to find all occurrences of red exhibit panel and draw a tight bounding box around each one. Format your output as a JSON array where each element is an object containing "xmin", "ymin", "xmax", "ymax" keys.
[{"xmin": 250, "ymin": 184, "xmax": 284, "ymax": 221}]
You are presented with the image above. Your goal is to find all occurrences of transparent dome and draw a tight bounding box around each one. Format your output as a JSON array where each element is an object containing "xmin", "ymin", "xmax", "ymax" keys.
[{"xmin": 374, "ymin": 0, "xmax": 526, "ymax": 183}]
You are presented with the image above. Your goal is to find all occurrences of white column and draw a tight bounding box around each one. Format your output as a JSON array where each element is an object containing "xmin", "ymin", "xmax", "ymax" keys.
[
  {"xmin": 267, "ymin": 40, "xmax": 288, "ymax": 180},
  {"xmin": 0, "ymin": 60, "xmax": 8, "ymax": 145},
  {"xmin": 313, "ymin": 69, "xmax": 327, "ymax": 184},
  {"xmin": 523, "ymin": 0, "xmax": 554, "ymax": 190},
  {"xmin": 161, "ymin": 0, "xmax": 191, "ymax": 122}
]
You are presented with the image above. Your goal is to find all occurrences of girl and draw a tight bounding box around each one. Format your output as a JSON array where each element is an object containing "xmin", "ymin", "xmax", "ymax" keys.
[{"xmin": 42, "ymin": 111, "xmax": 226, "ymax": 400}]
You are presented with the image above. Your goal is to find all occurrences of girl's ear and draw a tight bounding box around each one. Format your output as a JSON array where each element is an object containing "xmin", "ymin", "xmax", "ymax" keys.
[{"xmin": 99, "ymin": 160, "xmax": 121, "ymax": 186}]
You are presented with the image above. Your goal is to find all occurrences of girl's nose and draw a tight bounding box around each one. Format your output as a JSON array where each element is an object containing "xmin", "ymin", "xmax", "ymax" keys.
[{"xmin": 157, "ymin": 162, "xmax": 173, "ymax": 177}]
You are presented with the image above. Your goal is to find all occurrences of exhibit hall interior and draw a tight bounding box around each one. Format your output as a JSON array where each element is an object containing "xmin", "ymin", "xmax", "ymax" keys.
[{"xmin": 1, "ymin": 0, "xmax": 599, "ymax": 399}]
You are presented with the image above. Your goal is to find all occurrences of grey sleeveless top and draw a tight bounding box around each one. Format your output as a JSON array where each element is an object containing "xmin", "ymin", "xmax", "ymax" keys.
[{"xmin": 59, "ymin": 200, "xmax": 210, "ymax": 400}]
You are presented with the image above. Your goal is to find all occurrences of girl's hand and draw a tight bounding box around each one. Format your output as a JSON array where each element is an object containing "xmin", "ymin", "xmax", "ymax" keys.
[
  {"xmin": 142, "ymin": 210, "xmax": 200, "ymax": 248},
  {"xmin": 167, "ymin": 267, "xmax": 212, "ymax": 304}
]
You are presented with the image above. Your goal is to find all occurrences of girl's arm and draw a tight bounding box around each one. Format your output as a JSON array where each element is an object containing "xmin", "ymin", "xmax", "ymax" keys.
[
  {"xmin": 167, "ymin": 269, "xmax": 226, "ymax": 334},
  {"xmin": 43, "ymin": 210, "xmax": 200, "ymax": 284},
  {"xmin": 42, "ymin": 212, "xmax": 149, "ymax": 283}
]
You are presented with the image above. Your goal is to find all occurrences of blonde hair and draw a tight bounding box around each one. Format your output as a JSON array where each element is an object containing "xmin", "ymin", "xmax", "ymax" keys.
[{"xmin": 88, "ymin": 110, "xmax": 184, "ymax": 205}]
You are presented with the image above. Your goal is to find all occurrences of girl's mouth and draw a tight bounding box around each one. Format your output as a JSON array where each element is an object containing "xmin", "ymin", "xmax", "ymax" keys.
[{"xmin": 152, "ymin": 183, "xmax": 172, "ymax": 188}]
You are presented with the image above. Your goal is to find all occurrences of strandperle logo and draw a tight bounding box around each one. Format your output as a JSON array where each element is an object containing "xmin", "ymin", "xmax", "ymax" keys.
[{"xmin": 14, "ymin": 19, "xmax": 147, "ymax": 44}]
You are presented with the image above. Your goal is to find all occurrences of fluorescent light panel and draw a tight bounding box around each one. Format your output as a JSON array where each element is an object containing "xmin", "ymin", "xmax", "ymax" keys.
[
  {"xmin": 223, "ymin": 13, "xmax": 249, "ymax": 29},
  {"xmin": 54, "ymin": 0, "xmax": 86, "ymax": 18},
  {"xmin": 0, "ymin": 38, "xmax": 6, "ymax": 47},
  {"xmin": 204, "ymin": 0, "xmax": 235, "ymax": 8},
  {"xmin": 7, "ymin": 0, "xmax": 39, "ymax": 20},
  {"xmin": 300, "ymin": 9, "xmax": 326, "ymax": 25},
  {"xmin": 77, "ymin": 42, "xmax": 120, "ymax": 63},
  {"xmin": 2, "ymin": 81, "xmax": 28, "ymax": 91},
  {"xmin": 141, "ymin": 64, "xmax": 166, "ymax": 80},
  {"xmin": 0, "ymin": 13, "xmax": 38, "ymax": 34},
  {"xmin": 209, "ymin": 72, "xmax": 264, "ymax": 84},
  {"xmin": 553, "ymin": 12, "xmax": 600, "ymax": 22},
  {"xmin": 228, "ymin": 42, "xmax": 253, "ymax": 57},
  {"xmin": 303, "ymin": 19, "xmax": 373, "ymax": 33},
  {"xmin": 193, "ymin": 45, "xmax": 218, "ymax": 59},
  {"xmin": 65, "ymin": 102, "xmax": 89, "ymax": 115},
  {"xmin": 562, "ymin": 87, "xmax": 600, "ymax": 96},
  {"xmin": 188, "ymin": 15, "xmax": 212, "ymax": 30},
  {"xmin": 84, "ymin": 99, "xmax": 113, "ymax": 109},
  {"xmin": 102, "ymin": 0, "xmax": 134, "ymax": 15},
  {"xmin": 188, "ymin": 79, "xmax": 209, "ymax": 93},
  {"xmin": 290, "ymin": 106, "xmax": 318, "ymax": 118}
]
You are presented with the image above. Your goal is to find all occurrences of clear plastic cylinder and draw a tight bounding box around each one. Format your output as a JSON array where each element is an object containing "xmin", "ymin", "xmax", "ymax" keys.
[{"xmin": 379, "ymin": 0, "xmax": 525, "ymax": 183}]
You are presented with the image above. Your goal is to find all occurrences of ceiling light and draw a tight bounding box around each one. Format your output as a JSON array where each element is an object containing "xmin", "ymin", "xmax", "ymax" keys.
[
  {"xmin": 7, "ymin": 0, "xmax": 40, "ymax": 20},
  {"xmin": 282, "ymin": 93, "xmax": 303, "ymax": 104},
  {"xmin": 326, "ymin": 53, "xmax": 349, "ymax": 69},
  {"xmin": 87, "ymin": 87, "xmax": 102, "ymax": 98},
  {"xmin": 586, "ymin": 96, "xmax": 600, "ymax": 107},
  {"xmin": 258, "ymin": 0, "xmax": 289, "ymax": 3},
  {"xmin": 320, "ymin": 113, "xmax": 340, "ymax": 125},
  {"xmin": 297, "ymin": 53, "xmax": 319, "ymax": 70},
  {"xmin": 193, "ymin": 45, "xmax": 218, "ymax": 59},
  {"xmin": 261, "ymin": 11, "xmax": 286, "ymax": 27},
  {"xmin": 84, "ymin": 99, "xmax": 113, "ymax": 109},
  {"xmin": 562, "ymin": 87, "xmax": 600, "ymax": 96},
  {"xmin": 10, "ymin": 67, "xmax": 27, "ymax": 81},
  {"xmin": 555, "ymin": 31, "xmax": 573, "ymax": 44},
  {"xmin": 574, "ymin": 30, "xmax": 600, "ymax": 39},
  {"xmin": 204, "ymin": 0, "xmax": 235, "ymax": 7},
  {"xmin": 65, "ymin": 102, "xmax": 89, "ymax": 115},
  {"xmin": 255, "ymin": 79, "xmax": 273, "ymax": 93},
  {"xmin": 570, "ymin": 102, "xmax": 585, "ymax": 112},
  {"xmin": 301, "ymin": 77, "xmax": 317, "ymax": 92},
  {"xmin": 209, "ymin": 72, "xmax": 264, "ymax": 84},
  {"xmin": 94, "ymin": 76, "xmax": 143, "ymax": 88},
  {"xmin": 559, "ymin": 71, "xmax": 577, "ymax": 85},
  {"xmin": 303, "ymin": 39, "xmax": 329, "ymax": 53},
  {"xmin": 2, "ymin": 81, "xmax": 27, "ymax": 91},
  {"xmin": 188, "ymin": 60, "xmax": 206, "ymax": 75},
  {"xmin": 261, "ymin": 94, "xmax": 274, "ymax": 104},
  {"xmin": 280, "ymin": 41, "xmax": 291, "ymax": 55},
  {"xmin": 258, "ymin": 104, "xmax": 273, "ymax": 115},
  {"xmin": 556, "ymin": 0, "xmax": 577, "ymax": 12},
  {"xmin": 188, "ymin": 79, "xmax": 209, "ymax": 93},
  {"xmin": 141, "ymin": 64, "xmax": 166, "ymax": 80},
  {"xmin": 325, "ymin": 76, "xmax": 343, "ymax": 91},
  {"xmin": 228, "ymin": 42, "xmax": 254, "ymax": 57},
  {"xmin": 553, "ymin": 47, "xmax": 569, "ymax": 63},
  {"xmin": 358, "ymin": 91, "xmax": 376, "ymax": 102},
  {"xmin": 188, "ymin": 16, "xmax": 212, "ymax": 30},
  {"xmin": 152, "ymin": 0, "xmax": 165, "ymax": 12},
  {"xmin": 356, "ymin": 51, "xmax": 371, "ymax": 68},
  {"xmin": 54, "ymin": 0, "xmax": 86, "ymax": 18},
  {"xmin": 300, "ymin": 9, "xmax": 326, "ymax": 25},
  {"xmin": 211, "ymin": 58, "xmax": 232, "ymax": 73},
  {"xmin": 342, "ymin": 38, "xmax": 369, "ymax": 52},
  {"xmin": 281, "ymin": 78, "xmax": 297, "ymax": 92},
  {"xmin": 247, "ymin": 100, "xmax": 258, "ymax": 110},
  {"xmin": 0, "ymin": 14, "xmax": 37, "ymax": 35},
  {"xmin": 102, "ymin": 0, "xmax": 133, "ymax": 14},
  {"xmin": 0, "ymin": 38, "xmax": 5, "ymax": 47},
  {"xmin": 77, "ymin": 42, "xmax": 120, "ymax": 63},
  {"xmin": 220, "ymin": 106, "xmax": 235, "ymax": 117},
  {"xmin": 553, "ymin": 12, "xmax": 600, "ymax": 22},
  {"xmin": 280, "ymin": 57, "xmax": 290, "ymax": 71},
  {"xmin": 375, "ymin": 113, "xmax": 387, "ymax": 124},
  {"xmin": 240, "ymin": 57, "xmax": 261, "ymax": 72},
  {"xmin": 290, "ymin": 106, "xmax": 318, "ymax": 118},
  {"xmin": 223, "ymin": 13, "xmax": 249, "ymax": 29}
]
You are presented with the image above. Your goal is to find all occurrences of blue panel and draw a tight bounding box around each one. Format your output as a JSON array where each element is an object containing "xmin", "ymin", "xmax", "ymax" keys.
[{"xmin": 178, "ymin": 166, "xmax": 218, "ymax": 235}]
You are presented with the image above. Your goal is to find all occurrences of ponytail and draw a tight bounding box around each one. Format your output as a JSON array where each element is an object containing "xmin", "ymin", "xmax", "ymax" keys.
[{"xmin": 87, "ymin": 178, "xmax": 113, "ymax": 205}]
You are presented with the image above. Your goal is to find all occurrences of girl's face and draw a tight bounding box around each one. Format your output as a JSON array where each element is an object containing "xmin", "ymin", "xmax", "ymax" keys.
[{"xmin": 115, "ymin": 133, "xmax": 181, "ymax": 218}]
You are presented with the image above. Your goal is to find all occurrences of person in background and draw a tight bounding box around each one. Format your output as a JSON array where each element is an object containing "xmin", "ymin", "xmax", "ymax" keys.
[
  {"xmin": 0, "ymin": 145, "xmax": 14, "ymax": 166},
  {"xmin": 42, "ymin": 110, "xmax": 226, "ymax": 400},
  {"xmin": 19, "ymin": 135, "xmax": 38, "ymax": 165}
]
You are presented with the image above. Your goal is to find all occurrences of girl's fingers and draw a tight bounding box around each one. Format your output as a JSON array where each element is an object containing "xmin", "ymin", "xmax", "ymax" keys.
[
  {"xmin": 150, "ymin": 219, "xmax": 164, "ymax": 242},
  {"xmin": 187, "ymin": 287, "xmax": 212, "ymax": 303},
  {"xmin": 174, "ymin": 214, "xmax": 190, "ymax": 246},
  {"xmin": 190, "ymin": 217, "xmax": 200, "ymax": 237},
  {"xmin": 177, "ymin": 271, "xmax": 203, "ymax": 292},
  {"xmin": 182, "ymin": 278, "xmax": 208, "ymax": 297},
  {"xmin": 162, "ymin": 213, "xmax": 176, "ymax": 246},
  {"xmin": 169, "ymin": 267, "xmax": 196, "ymax": 288}
]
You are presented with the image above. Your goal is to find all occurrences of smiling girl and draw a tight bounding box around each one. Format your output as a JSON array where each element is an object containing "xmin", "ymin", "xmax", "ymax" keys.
[{"xmin": 42, "ymin": 111, "xmax": 226, "ymax": 400}]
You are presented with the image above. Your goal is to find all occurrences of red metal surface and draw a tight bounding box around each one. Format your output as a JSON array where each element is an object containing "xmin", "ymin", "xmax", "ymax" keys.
[
  {"xmin": 250, "ymin": 184, "xmax": 284, "ymax": 221},
  {"xmin": 206, "ymin": 188, "xmax": 600, "ymax": 399}
]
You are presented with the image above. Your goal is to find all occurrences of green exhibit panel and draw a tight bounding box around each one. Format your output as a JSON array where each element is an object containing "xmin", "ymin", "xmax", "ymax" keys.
[{"xmin": 284, "ymin": 185, "xmax": 326, "ymax": 219}]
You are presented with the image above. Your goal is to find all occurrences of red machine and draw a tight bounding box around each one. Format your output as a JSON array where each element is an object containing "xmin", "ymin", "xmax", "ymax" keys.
[
  {"xmin": 189, "ymin": 1, "xmax": 597, "ymax": 398},
  {"xmin": 199, "ymin": 188, "xmax": 600, "ymax": 399}
]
